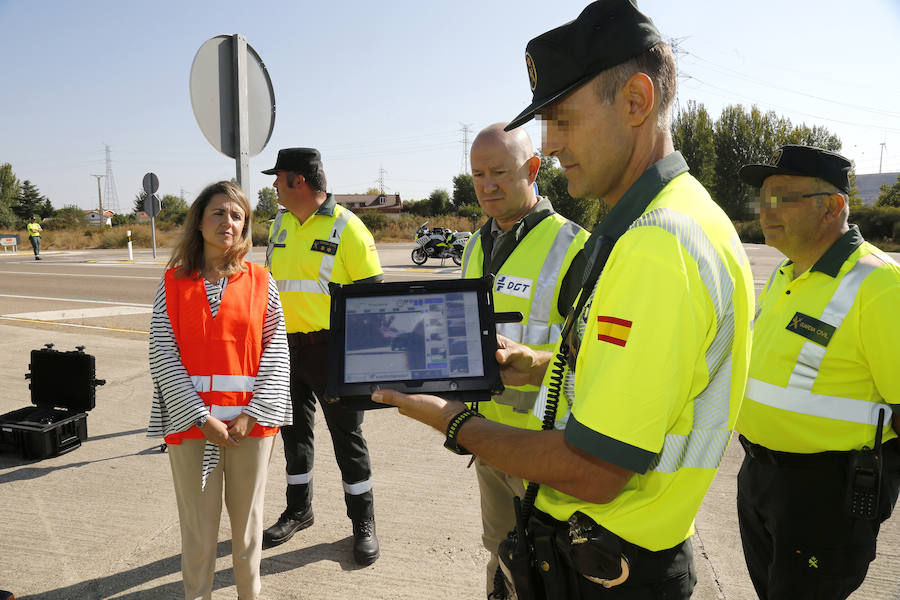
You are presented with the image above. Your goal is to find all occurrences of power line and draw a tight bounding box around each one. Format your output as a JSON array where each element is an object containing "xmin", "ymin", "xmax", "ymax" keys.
[{"xmin": 682, "ymin": 51, "xmax": 900, "ymax": 119}]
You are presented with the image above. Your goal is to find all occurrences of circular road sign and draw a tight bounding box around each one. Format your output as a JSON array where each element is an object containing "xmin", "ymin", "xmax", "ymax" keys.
[
  {"xmin": 189, "ymin": 35, "xmax": 276, "ymax": 159},
  {"xmin": 142, "ymin": 172, "xmax": 159, "ymax": 194},
  {"xmin": 144, "ymin": 194, "xmax": 161, "ymax": 218}
]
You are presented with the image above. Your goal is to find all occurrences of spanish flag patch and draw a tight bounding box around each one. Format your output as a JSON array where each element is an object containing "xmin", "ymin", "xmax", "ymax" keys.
[{"xmin": 597, "ymin": 316, "xmax": 632, "ymax": 347}]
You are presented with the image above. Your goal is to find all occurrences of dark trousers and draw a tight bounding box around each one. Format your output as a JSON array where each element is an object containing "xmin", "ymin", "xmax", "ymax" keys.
[
  {"xmin": 737, "ymin": 437, "xmax": 900, "ymax": 600},
  {"xmin": 29, "ymin": 236, "xmax": 39, "ymax": 256},
  {"xmin": 529, "ymin": 510, "xmax": 696, "ymax": 599},
  {"xmin": 281, "ymin": 332, "xmax": 374, "ymax": 522}
]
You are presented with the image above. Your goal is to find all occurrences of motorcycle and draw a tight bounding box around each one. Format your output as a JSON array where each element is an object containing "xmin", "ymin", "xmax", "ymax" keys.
[{"xmin": 411, "ymin": 221, "xmax": 470, "ymax": 266}]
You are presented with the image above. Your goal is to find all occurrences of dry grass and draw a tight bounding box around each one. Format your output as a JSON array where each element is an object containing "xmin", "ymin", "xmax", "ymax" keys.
[
  {"xmin": 372, "ymin": 214, "xmax": 483, "ymax": 242},
  {"xmin": 33, "ymin": 224, "xmax": 181, "ymax": 250}
]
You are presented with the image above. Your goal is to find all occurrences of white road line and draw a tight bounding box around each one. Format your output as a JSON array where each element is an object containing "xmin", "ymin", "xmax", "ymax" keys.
[
  {"xmin": 0, "ymin": 316, "xmax": 148, "ymax": 334},
  {"xmin": 0, "ymin": 293, "xmax": 152, "ymax": 308},
  {"xmin": 0, "ymin": 270, "xmax": 159, "ymax": 279},
  {"xmin": 4, "ymin": 306, "xmax": 152, "ymax": 321}
]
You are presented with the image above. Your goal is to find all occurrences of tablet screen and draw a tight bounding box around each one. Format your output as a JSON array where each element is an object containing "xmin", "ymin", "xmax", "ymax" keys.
[{"xmin": 344, "ymin": 290, "xmax": 485, "ymax": 383}]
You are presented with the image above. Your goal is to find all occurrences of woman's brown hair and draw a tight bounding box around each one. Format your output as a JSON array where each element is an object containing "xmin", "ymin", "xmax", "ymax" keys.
[{"xmin": 167, "ymin": 181, "xmax": 253, "ymax": 279}]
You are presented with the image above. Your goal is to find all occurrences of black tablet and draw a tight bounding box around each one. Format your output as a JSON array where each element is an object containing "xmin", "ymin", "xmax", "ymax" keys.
[{"xmin": 325, "ymin": 277, "xmax": 505, "ymax": 410}]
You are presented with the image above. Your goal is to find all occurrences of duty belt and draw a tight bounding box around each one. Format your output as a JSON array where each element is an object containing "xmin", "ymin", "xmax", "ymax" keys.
[
  {"xmin": 738, "ymin": 435, "xmax": 848, "ymax": 469},
  {"xmin": 287, "ymin": 330, "xmax": 329, "ymax": 347}
]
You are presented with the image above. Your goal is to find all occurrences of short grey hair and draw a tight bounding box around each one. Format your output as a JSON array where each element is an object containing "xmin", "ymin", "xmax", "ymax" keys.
[{"xmin": 593, "ymin": 42, "xmax": 677, "ymax": 130}]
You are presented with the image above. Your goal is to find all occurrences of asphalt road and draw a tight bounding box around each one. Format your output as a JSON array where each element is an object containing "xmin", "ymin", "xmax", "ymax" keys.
[{"xmin": 0, "ymin": 242, "xmax": 897, "ymax": 599}]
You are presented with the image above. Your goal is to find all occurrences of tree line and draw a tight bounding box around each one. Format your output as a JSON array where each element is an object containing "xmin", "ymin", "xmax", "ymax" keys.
[{"xmin": 4, "ymin": 101, "xmax": 899, "ymax": 235}]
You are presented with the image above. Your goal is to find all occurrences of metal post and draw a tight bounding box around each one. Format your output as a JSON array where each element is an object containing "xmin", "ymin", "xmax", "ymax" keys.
[
  {"xmin": 126, "ymin": 230, "xmax": 133, "ymax": 261},
  {"xmin": 233, "ymin": 34, "xmax": 250, "ymax": 191},
  {"xmin": 151, "ymin": 215, "xmax": 157, "ymax": 260},
  {"xmin": 91, "ymin": 174, "xmax": 104, "ymax": 218}
]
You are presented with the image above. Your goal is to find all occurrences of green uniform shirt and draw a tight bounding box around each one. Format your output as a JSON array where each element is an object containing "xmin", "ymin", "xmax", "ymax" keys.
[
  {"xmin": 738, "ymin": 226, "xmax": 900, "ymax": 452},
  {"xmin": 268, "ymin": 195, "xmax": 383, "ymax": 333},
  {"xmin": 534, "ymin": 153, "xmax": 755, "ymax": 552}
]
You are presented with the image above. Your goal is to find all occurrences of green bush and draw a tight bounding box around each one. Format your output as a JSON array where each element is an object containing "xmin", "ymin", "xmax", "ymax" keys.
[
  {"xmin": 893, "ymin": 220, "xmax": 900, "ymax": 241},
  {"xmin": 357, "ymin": 211, "xmax": 389, "ymax": 231},
  {"xmin": 850, "ymin": 206, "xmax": 900, "ymax": 241},
  {"xmin": 734, "ymin": 220, "xmax": 765, "ymax": 244}
]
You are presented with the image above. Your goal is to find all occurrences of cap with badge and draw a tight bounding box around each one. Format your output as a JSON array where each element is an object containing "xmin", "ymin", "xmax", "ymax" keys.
[
  {"xmin": 261, "ymin": 147, "xmax": 323, "ymax": 176},
  {"xmin": 739, "ymin": 145, "xmax": 851, "ymax": 194},
  {"xmin": 506, "ymin": 0, "xmax": 662, "ymax": 131}
]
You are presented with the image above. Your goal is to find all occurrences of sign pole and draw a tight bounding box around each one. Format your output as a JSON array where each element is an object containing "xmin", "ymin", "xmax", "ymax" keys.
[
  {"xmin": 142, "ymin": 173, "xmax": 161, "ymax": 260},
  {"xmin": 233, "ymin": 34, "xmax": 250, "ymax": 191},
  {"xmin": 150, "ymin": 215, "xmax": 157, "ymax": 259}
]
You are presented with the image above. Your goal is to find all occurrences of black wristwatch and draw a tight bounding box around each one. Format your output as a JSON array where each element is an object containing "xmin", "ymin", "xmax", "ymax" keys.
[
  {"xmin": 443, "ymin": 409, "xmax": 484, "ymax": 455},
  {"xmin": 195, "ymin": 414, "xmax": 210, "ymax": 428}
]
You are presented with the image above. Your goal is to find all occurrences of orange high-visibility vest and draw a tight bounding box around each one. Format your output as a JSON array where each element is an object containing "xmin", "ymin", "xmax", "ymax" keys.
[{"xmin": 163, "ymin": 262, "xmax": 278, "ymax": 444}]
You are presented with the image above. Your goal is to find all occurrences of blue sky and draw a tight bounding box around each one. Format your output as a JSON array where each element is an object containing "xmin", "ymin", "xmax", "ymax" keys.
[{"xmin": 1, "ymin": 0, "xmax": 898, "ymax": 212}]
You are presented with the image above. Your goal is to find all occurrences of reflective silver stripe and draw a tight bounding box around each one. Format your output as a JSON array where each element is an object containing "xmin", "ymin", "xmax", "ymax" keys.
[
  {"xmin": 747, "ymin": 253, "xmax": 891, "ymax": 428},
  {"xmin": 317, "ymin": 209, "xmax": 352, "ymax": 289},
  {"xmin": 764, "ymin": 262, "xmax": 782, "ymax": 294},
  {"xmin": 496, "ymin": 322, "xmax": 562, "ymax": 346},
  {"xmin": 191, "ymin": 375, "xmax": 256, "ymax": 393},
  {"xmin": 210, "ymin": 405, "xmax": 243, "ymax": 421},
  {"xmin": 788, "ymin": 256, "xmax": 880, "ymax": 392},
  {"xmin": 211, "ymin": 374, "xmax": 255, "ymax": 392},
  {"xmin": 287, "ymin": 471, "xmax": 312, "ymax": 485},
  {"xmin": 493, "ymin": 387, "xmax": 539, "ymax": 412},
  {"xmin": 746, "ymin": 378, "xmax": 887, "ymax": 426},
  {"xmin": 627, "ymin": 209, "xmax": 736, "ymax": 473},
  {"xmin": 524, "ymin": 221, "xmax": 580, "ymax": 345},
  {"xmin": 277, "ymin": 279, "xmax": 328, "ymax": 295},
  {"xmin": 191, "ymin": 375, "xmax": 211, "ymax": 393},
  {"xmin": 342, "ymin": 478, "xmax": 373, "ymax": 495},
  {"xmin": 461, "ymin": 230, "xmax": 481, "ymax": 275},
  {"xmin": 266, "ymin": 210, "xmax": 286, "ymax": 269}
]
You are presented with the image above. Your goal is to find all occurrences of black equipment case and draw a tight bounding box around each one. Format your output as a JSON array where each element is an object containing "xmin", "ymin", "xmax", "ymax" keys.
[{"xmin": 0, "ymin": 344, "xmax": 105, "ymax": 459}]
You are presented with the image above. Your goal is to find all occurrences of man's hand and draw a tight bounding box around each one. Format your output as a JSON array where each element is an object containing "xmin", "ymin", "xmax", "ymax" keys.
[
  {"xmin": 227, "ymin": 413, "xmax": 258, "ymax": 443},
  {"xmin": 372, "ymin": 389, "xmax": 466, "ymax": 432},
  {"xmin": 200, "ymin": 416, "xmax": 239, "ymax": 447},
  {"xmin": 495, "ymin": 334, "xmax": 552, "ymax": 387}
]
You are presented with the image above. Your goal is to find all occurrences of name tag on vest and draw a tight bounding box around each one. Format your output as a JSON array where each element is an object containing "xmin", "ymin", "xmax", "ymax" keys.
[
  {"xmin": 311, "ymin": 240, "xmax": 338, "ymax": 255},
  {"xmin": 495, "ymin": 274, "xmax": 533, "ymax": 299},
  {"xmin": 785, "ymin": 312, "xmax": 836, "ymax": 347}
]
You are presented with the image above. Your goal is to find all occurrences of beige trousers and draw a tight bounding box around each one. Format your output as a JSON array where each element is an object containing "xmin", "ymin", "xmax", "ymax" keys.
[
  {"xmin": 168, "ymin": 435, "xmax": 275, "ymax": 600},
  {"xmin": 475, "ymin": 456, "xmax": 527, "ymax": 595}
]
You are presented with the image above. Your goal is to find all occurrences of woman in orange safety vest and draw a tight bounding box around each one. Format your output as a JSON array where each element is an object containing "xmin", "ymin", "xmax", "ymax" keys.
[{"xmin": 148, "ymin": 181, "xmax": 291, "ymax": 600}]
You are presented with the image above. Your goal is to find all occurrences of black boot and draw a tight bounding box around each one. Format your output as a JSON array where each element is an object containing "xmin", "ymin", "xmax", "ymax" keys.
[
  {"xmin": 352, "ymin": 518, "xmax": 380, "ymax": 565},
  {"xmin": 262, "ymin": 509, "xmax": 314, "ymax": 549}
]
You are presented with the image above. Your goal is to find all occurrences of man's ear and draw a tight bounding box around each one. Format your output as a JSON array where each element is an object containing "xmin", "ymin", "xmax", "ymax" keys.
[
  {"xmin": 525, "ymin": 156, "xmax": 541, "ymax": 184},
  {"xmin": 825, "ymin": 193, "xmax": 847, "ymax": 221},
  {"xmin": 622, "ymin": 72, "xmax": 655, "ymax": 127}
]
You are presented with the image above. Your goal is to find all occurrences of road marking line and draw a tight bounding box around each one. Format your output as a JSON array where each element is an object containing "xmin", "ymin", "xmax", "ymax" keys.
[
  {"xmin": 0, "ymin": 293, "xmax": 152, "ymax": 308},
  {"xmin": 0, "ymin": 316, "xmax": 148, "ymax": 335},
  {"xmin": 0, "ymin": 270, "xmax": 159, "ymax": 280},
  {"xmin": 4, "ymin": 306, "xmax": 152, "ymax": 321}
]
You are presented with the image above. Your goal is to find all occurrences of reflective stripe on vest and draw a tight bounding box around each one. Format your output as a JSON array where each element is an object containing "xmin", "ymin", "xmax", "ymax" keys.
[
  {"xmin": 745, "ymin": 253, "xmax": 887, "ymax": 427},
  {"xmin": 628, "ymin": 208, "xmax": 736, "ymax": 473},
  {"xmin": 190, "ymin": 374, "xmax": 256, "ymax": 393},
  {"xmin": 266, "ymin": 210, "xmax": 286, "ymax": 269},
  {"xmin": 273, "ymin": 209, "xmax": 353, "ymax": 296},
  {"xmin": 473, "ymin": 220, "xmax": 580, "ymax": 346},
  {"xmin": 461, "ymin": 229, "xmax": 481, "ymax": 274}
]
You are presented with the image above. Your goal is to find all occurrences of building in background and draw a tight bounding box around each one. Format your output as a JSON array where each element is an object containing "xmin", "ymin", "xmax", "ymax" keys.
[{"xmin": 334, "ymin": 193, "xmax": 402, "ymax": 217}]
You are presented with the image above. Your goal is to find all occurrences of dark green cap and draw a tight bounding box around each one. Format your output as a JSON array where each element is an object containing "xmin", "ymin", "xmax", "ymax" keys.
[{"xmin": 506, "ymin": 0, "xmax": 662, "ymax": 131}]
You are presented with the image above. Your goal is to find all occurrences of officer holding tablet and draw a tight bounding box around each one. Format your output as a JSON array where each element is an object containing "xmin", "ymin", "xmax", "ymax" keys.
[{"xmin": 374, "ymin": 2, "xmax": 754, "ymax": 597}]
